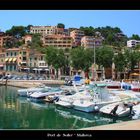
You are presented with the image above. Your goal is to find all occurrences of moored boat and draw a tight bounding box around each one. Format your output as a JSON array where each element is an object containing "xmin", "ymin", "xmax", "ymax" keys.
[{"xmin": 100, "ymin": 102, "xmax": 130, "ymax": 117}]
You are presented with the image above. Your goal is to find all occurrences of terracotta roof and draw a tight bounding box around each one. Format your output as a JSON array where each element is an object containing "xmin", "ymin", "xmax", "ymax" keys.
[{"xmin": 6, "ymin": 48, "xmax": 20, "ymax": 51}]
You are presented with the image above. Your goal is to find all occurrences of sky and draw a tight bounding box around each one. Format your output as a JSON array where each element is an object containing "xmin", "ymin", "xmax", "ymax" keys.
[{"xmin": 0, "ymin": 10, "xmax": 140, "ymax": 37}]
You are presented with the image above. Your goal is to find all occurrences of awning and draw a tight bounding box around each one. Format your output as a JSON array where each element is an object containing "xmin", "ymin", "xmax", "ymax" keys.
[
  {"xmin": 21, "ymin": 62, "xmax": 26, "ymax": 64},
  {"xmin": 130, "ymin": 73, "xmax": 140, "ymax": 76},
  {"xmin": 37, "ymin": 69, "xmax": 42, "ymax": 71},
  {"xmin": 33, "ymin": 68, "xmax": 37, "ymax": 70},
  {"xmin": 13, "ymin": 58, "xmax": 17, "ymax": 62},
  {"xmin": 9, "ymin": 58, "xmax": 13, "ymax": 62},
  {"xmin": 5, "ymin": 58, "xmax": 9, "ymax": 62},
  {"xmin": 45, "ymin": 69, "xmax": 49, "ymax": 71},
  {"xmin": 24, "ymin": 68, "xmax": 30, "ymax": 70}
]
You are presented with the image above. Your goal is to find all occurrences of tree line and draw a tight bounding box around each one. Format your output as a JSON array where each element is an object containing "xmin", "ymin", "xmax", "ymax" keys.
[{"xmin": 44, "ymin": 46, "xmax": 140, "ymax": 80}]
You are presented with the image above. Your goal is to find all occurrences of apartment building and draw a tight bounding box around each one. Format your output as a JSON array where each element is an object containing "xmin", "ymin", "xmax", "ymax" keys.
[
  {"xmin": 81, "ymin": 36, "xmax": 103, "ymax": 48},
  {"xmin": 5, "ymin": 48, "xmax": 20, "ymax": 71},
  {"xmin": 70, "ymin": 29, "xmax": 85, "ymax": 47},
  {"xmin": 18, "ymin": 46, "xmax": 30, "ymax": 71},
  {"xmin": 28, "ymin": 49, "xmax": 49, "ymax": 74},
  {"xmin": 127, "ymin": 40, "xmax": 140, "ymax": 48},
  {"xmin": 43, "ymin": 35, "xmax": 73, "ymax": 49},
  {"xmin": 30, "ymin": 26, "xmax": 56, "ymax": 36}
]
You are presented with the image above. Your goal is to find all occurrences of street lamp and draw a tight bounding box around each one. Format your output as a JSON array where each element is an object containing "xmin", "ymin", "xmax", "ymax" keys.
[{"xmin": 92, "ymin": 39, "xmax": 96, "ymax": 82}]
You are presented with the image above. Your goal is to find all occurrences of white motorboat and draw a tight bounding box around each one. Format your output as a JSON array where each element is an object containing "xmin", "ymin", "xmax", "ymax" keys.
[
  {"xmin": 29, "ymin": 88, "xmax": 63, "ymax": 102},
  {"xmin": 54, "ymin": 89, "xmax": 93, "ymax": 109},
  {"xmin": 55, "ymin": 100, "xmax": 73, "ymax": 108},
  {"xmin": 17, "ymin": 84, "xmax": 50, "ymax": 97},
  {"xmin": 72, "ymin": 84, "xmax": 122, "ymax": 113},
  {"xmin": 100, "ymin": 102, "xmax": 130, "ymax": 117}
]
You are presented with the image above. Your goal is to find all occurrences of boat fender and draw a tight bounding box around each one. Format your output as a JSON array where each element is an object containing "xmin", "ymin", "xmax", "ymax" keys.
[{"xmin": 94, "ymin": 105, "xmax": 99, "ymax": 111}]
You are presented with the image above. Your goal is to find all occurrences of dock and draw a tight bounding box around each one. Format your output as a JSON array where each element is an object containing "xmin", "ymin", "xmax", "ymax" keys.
[{"xmin": 81, "ymin": 119, "xmax": 140, "ymax": 130}]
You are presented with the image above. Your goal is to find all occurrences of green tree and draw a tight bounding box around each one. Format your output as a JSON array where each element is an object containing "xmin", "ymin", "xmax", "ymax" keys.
[
  {"xmin": 6, "ymin": 26, "xmax": 26, "ymax": 38},
  {"xmin": 30, "ymin": 34, "xmax": 43, "ymax": 49},
  {"xmin": 96, "ymin": 46, "xmax": 114, "ymax": 68},
  {"xmin": 70, "ymin": 47, "xmax": 93, "ymax": 78},
  {"xmin": 130, "ymin": 34, "xmax": 140, "ymax": 40},
  {"xmin": 80, "ymin": 26, "xmax": 94, "ymax": 36},
  {"xmin": 45, "ymin": 46, "xmax": 66, "ymax": 79},
  {"xmin": 57, "ymin": 23, "xmax": 65, "ymax": 28},
  {"xmin": 25, "ymin": 25, "xmax": 33, "ymax": 33}
]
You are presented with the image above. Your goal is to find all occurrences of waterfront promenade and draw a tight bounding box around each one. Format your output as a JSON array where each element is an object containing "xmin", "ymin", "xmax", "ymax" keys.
[{"xmin": 82, "ymin": 119, "xmax": 140, "ymax": 130}]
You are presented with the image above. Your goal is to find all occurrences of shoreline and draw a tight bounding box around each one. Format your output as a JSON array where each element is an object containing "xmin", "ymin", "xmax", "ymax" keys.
[{"xmin": 0, "ymin": 79, "xmax": 64, "ymax": 88}]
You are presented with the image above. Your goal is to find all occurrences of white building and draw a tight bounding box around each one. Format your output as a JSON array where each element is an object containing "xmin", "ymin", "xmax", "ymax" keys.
[
  {"xmin": 30, "ymin": 26, "xmax": 56, "ymax": 36},
  {"xmin": 127, "ymin": 40, "xmax": 140, "ymax": 48},
  {"xmin": 70, "ymin": 29, "xmax": 85, "ymax": 46},
  {"xmin": 81, "ymin": 36, "xmax": 102, "ymax": 48}
]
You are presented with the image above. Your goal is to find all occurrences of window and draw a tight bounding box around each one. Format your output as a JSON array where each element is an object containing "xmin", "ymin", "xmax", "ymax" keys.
[
  {"xmin": 6, "ymin": 53, "xmax": 8, "ymax": 56},
  {"xmin": 23, "ymin": 57, "xmax": 26, "ymax": 61},
  {"xmin": 23, "ymin": 52, "xmax": 26, "ymax": 55},
  {"xmin": 14, "ymin": 52, "xmax": 17, "ymax": 56},
  {"xmin": 41, "ymin": 56, "xmax": 43, "ymax": 60}
]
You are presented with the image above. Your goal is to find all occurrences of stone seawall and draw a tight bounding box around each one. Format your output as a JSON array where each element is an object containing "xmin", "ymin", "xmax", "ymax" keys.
[{"xmin": 1, "ymin": 80, "xmax": 65, "ymax": 88}]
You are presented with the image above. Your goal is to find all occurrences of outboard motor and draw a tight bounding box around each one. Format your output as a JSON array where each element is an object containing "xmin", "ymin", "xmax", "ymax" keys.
[
  {"xmin": 67, "ymin": 80, "xmax": 73, "ymax": 86},
  {"xmin": 54, "ymin": 96, "xmax": 59, "ymax": 102}
]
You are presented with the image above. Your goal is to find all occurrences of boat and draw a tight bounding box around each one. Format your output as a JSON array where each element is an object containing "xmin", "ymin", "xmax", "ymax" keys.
[
  {"xmin": 132, "ymin": 102, "xmax": 140, "ymax": 119},
  {"xmin": 100, "ymin": 102, "xmax": 130, "ymax": 117},
  {"xmin": 64, "ymin": 74, "xmax": 84, "ymax": 86},
  {"xmin": 54, "ymin": 87, "xmax": 94, "ymax": 109},
  {"xmin": 131, "ymin": 83, "xmax": 140, "ymax": 92},
  {"xmin": 106, "ymin": 81, "xmax": 121, "ymax": 89},
  {"xmin": 28, "ymin": 87, "xmax": 64, "ymax": 102},
  {"xmin": 17, "ymin": 84, "xmax": 50, "ymax": 97},
  {"xmin": 72, "ymin": 83, "xmax": 122, "ymax": 113}
]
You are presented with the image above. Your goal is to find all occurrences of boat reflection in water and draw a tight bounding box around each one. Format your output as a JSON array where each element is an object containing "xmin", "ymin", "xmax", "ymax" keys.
[{"xmin": 55, "ymin": 106, "xmax": 130, "ymax": 129}]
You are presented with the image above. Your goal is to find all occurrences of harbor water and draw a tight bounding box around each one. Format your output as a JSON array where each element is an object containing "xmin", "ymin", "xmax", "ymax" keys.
[{"xmin": 0, "ymin": 86, "xmax": 131, "ymax": 129}]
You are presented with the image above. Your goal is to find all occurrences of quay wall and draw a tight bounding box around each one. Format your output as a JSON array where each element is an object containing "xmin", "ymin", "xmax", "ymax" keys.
[{"xmin": 0, "ymin": 80, "xmax": 64, "ymax": 88}]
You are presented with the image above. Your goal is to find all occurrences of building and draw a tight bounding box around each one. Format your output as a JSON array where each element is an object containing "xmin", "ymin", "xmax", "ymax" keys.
[
  {"xmin": 43, "ymin": 35, "xmax": 73, "ymax": 49},
  {"xmin": 27, "ymin": 49, "xmax": 49, "ymax": 76},
  {"xmin": 127, "ymin": 40, "xmax": 140, "ymax": 48},
  {"xmin": 18, "ymin": 46, "xmax": 30, "ymax": 71},
  {"xmin": 0, "ymin": 32, "xmax": 5, "ymax": 52},
  {"xmin": 81, "ymin": 36, "xmax": 103, "ymax": 48},
  {"xmin": 30, "ymin": 26, "xmax": 56, "ymax": 36},
  {"xmin": 24, "ymin": 35, "xmax": 32, "ymax": 45},
  {"xmin": 5, "ymin": 48, "xmax": 20, "ymax": 71},
  {"xmin": 0, "ymin": 52, "xmax": 5, "ymax": 71},
  {"xmin": 70, "ymin": 29, "xmax": 84, "ymax": 47}
]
